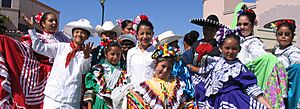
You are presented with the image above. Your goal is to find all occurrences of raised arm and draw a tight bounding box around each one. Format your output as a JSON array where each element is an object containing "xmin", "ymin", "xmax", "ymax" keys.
[{"xmin": 23, "ymin": 14, "xmax": 57, "ymax": 58}]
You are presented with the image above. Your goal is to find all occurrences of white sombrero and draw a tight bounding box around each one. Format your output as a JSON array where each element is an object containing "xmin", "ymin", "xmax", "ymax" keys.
[
  {"xmin": 63, "ymin": 18, "xmax": 96, "ymax": 37},
  {"xmin": 156, "ymin": 30, "xmax": 183, "ymax": 45},
  {"xmin": 95, "ymin": 21, "xmax": 122, "ymax": 37}
]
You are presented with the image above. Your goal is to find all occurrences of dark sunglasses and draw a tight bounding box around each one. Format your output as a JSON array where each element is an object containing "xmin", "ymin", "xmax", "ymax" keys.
[
  {"xmin": 276, "ymin": 32, "xmax": 291, "ymax": 37},
  {"xmin": 237, "ymin": 22, "xmax": 251, "ymax": 26}
]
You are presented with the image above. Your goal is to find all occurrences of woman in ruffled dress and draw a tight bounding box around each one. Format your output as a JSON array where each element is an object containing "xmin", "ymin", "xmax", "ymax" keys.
[
  {"xmin": 272, "ymin": 19, "xmax": 300, "ymax": 109},
  {"xmin": 0, "ymin": 12, "xmax": 70, "ymax": 108},
  {"xmin": 236, "ymin": 8, "xmax": 287, "ymax": 108}
]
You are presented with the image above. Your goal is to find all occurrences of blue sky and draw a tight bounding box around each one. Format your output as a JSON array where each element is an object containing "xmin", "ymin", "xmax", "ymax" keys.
[{"xmin": 39, "ymin": 0, "xmax": 204, "ymax": 49}]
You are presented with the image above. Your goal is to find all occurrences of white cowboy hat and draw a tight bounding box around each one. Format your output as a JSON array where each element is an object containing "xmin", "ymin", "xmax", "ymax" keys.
[
  {"xmin": 63, "ymin": 18, "xmax": 96, "ymax": 37},
  {"xmin": 95, "ymin": 21, "xmax": 122, "ymax": 37},
  {"xmin": 157, "ymin": 30, "xmax": 183, "ymax": 45},
  {"xmin": 119, "ymin": 34, "xmax": 137, "ymax": 46}
]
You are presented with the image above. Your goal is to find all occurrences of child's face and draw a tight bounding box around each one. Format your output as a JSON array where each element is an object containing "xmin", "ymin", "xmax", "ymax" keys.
[
  {"xmin": 237, "ymin": 16, "xmax": 253, "ymax": 37},
  {"xmin": 72, "ymin": 29, "xmax": 89, "ymax": 45},
  {"xmin": 105, "ymin": 46, "xmax": 122, "ymax": 65},
  {"xmin": 122, "ymin": 22, "xmax": 134, "ymax": 35},
  {"xmin": 155, "ymin": 60, "xmax": 172, "ymax": 81},
  {"xmin": 220, "ymin": 38, "xmax": 240, "ymax": 61},
  {"xmin": 137, "ymin": 25, "xmax": 154, "ymax": 47},
  {"xmin": 101, "ymin": 31, "xmax": 117, "ymax": 40},
  {"xmin": 276, "ymin": 26, "xmax": 293, "ymax": 49}
]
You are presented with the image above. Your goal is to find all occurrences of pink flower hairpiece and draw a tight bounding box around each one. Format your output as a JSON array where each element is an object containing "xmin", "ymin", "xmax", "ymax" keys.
[
  {"xmin": 116, "ymin": 18, "xmax": 123, "ymax": 27},
  {"xmin": 133, "ymin": 14, "xmax": 149, "ymax": 31}
]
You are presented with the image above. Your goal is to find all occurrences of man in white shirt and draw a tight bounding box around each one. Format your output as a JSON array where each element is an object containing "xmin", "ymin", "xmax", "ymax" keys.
[{"xmin": 24, "ymin": 17, "xmax": 96, "ymax": 109}]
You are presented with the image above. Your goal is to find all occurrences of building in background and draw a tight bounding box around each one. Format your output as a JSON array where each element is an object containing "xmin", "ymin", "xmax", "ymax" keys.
[
  {"xmin": 203, "ymin": 0, "xmax": 300, "ymax": 51},
  {"xmin": 0, "ymin": 0, "xmax": 59, "ymax": 40}
]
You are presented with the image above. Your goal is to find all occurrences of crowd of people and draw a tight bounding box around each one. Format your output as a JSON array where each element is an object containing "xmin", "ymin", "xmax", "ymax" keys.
[{"xmin": 0, "ymin": 3, "xmax": 299, "ymax": 109}]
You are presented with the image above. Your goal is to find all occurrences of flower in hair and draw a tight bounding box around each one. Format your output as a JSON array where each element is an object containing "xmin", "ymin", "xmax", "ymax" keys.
[
  {"xmin": 151, "ymin": 43, "xmax": 180, "ymax": 60},
  {"xmin": 215, "ymin": 27, "xmax": 242, "ymax": 45},
  {"xmin": 34, "ymin": 12, "xmax": 44, "ymax": 28},
  {"xmin": 270, "ymin": 19, "xmax": 296, "ymax": 31},
  {"xmin": 133, "ymin": 14, "xmax": 149, "ymax": 31},
  {"xmin": 116, "ymin": 19, "xmax": 123, "ymax": 27},
  {"xmin": 237, "ymin": 9, "xmax": 254, "ymax": 16},
  {"xmin": 100, "ymin": 37, "xmax": 113, "ymax": 47}
]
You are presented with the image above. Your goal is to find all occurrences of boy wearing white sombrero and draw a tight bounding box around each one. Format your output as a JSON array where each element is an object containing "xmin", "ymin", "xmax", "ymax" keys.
[
  {"xmin": 91, "ymin": 21, "xmax": 122, "ymax": 66},
  {"xmin": 25, "ymin": 18, "xmax": 95, "ymax": 109}
]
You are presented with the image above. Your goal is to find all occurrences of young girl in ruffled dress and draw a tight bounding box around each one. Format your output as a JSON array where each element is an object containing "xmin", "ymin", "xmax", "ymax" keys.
[
  {"xmin": 272, "ymin": 19, "xmax": 300, "ymax": 109},
  {"xmin": 196, "ymin": 28, "xmax": 272, "ymax": 109},
  {"xmin": 127, "ymin": 44, "xmax": 190, "ymax": 109},
  {"xmin": 84, "ymin": 41, "xmax": 127, "ymax": 109}
]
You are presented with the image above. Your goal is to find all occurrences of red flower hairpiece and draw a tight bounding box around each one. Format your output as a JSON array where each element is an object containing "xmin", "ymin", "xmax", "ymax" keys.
[
  {"xmin": 275, "ymin": 19, "xmax": 294, "ymax": 27},
  {"xmin": 133, "ymin": 14, "xmax": 149, "ymax": 31},
  {"xmin": 34, "ymin": 12, "xmax": 44, "ymax": 25},
  {"xmin": 139, "ymin": 15, "xmax": 148, "ymax": 21}
]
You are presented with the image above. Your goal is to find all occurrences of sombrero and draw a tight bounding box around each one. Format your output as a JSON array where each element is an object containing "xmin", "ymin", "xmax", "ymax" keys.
[
  {"xmin": 63, "ymin": 18, "xmax": 96, "ymax": 37},
  {"xmin": 95, "ymin": 21, "xmax": 122, "ymax": 37},
  {"xmin": 190, "ymin": 14, "xmax": 226, "ymax": 28},
  {"xmin": 156, "ymin": 30, "xmax": 183, "ymax": 46}
]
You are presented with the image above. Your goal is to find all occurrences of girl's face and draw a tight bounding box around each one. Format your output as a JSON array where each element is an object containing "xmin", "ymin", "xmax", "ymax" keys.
[
  {"xmin": 155, "ymin": 60, "xmax": 173, "ymax": 81},
  {"xmin": 42, "ymin": 14, "xmax": 58, "ymax": 33},
  {"xmin": 237, "ymin": 16, "xmax": 253, "ymax": 37},
  {"xmin": 276, "ymin": 26, "xmax": 293, "ymax": 49},
  {"xmin": 122, "ymin": 22, "xmax": 134, "ymax": 35},
  {"xmin": 220, "ymin": 37, "xmax": 240, "ymax": 61},
  {"xmin": 137, "ymin": 25, "xmax": 154, "ymax": 47},
  {"xmin": 72, "ymin": 29, "xmax": 89, "ymax": 45},
  {"xmin": 105, "ymin": 46, "xmax": 122, "ymax": 65}
]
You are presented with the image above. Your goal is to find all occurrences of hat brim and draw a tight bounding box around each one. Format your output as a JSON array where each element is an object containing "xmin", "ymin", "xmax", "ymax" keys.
[
  {"xmin": 190, "ymin": 18, "xmax": 226, "ymax": 28},
  {"xmin": 95, "ymin": 25, "xmax": 122, "ymax": 37},
  {"xmin": 158, "ymin": 35, "xmax": 183, "ymax": 45}
]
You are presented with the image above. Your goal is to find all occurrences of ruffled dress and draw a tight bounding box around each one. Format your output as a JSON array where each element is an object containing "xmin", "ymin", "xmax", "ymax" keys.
[
  {"xmin": 196, "ymin": 57, "xmax": 267, "ymax": 109},
  {"xmin": 84, "ymin": 61, "xmax": 127, "ymax": 109},
  {"xmin": 127, "ymin": 77, "xmax": 187, "ymax": 109}
]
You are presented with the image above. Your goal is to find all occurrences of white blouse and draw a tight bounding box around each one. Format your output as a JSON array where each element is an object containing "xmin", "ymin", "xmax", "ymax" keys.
[
  {"xmin": 29, "ymin": 29, "xmax": 91, "ymax": 103},
  {"xmin": 237, "ymin": 35, "xmax": 267, "ymax": 64},
  {"xmin": 274, "ymin": 45, "xmax": 300, "ymax": 68},
  {"xmin": 126, "ymin": 45, "xmax": 156, "ymax": 86}
]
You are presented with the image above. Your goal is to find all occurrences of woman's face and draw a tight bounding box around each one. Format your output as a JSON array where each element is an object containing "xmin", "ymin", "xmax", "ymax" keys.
[
  {"xmin": 237, "ymin": 16, "xmax": 253, "ymax": 37},
  {"xmin": 137, "ymin": 25, "xmax": 154, "ymax": 47},
  {"xmin": 220, "ymin": 37, "xmax": 240, "ymax": 61},
  {"xmin": 276, "ymin": 26, "xmax": 293, "ymax": 49},
  {"xmin": 155, "ymin": 60, "xmax": 173, "ymax": 81},
  {"xmin": 42, "ymin": 14, "xmax": 58, "ymax": 33},
  {"xmin": 122, "ymin": 22, "xmax": 134, "ymax": 35}
]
